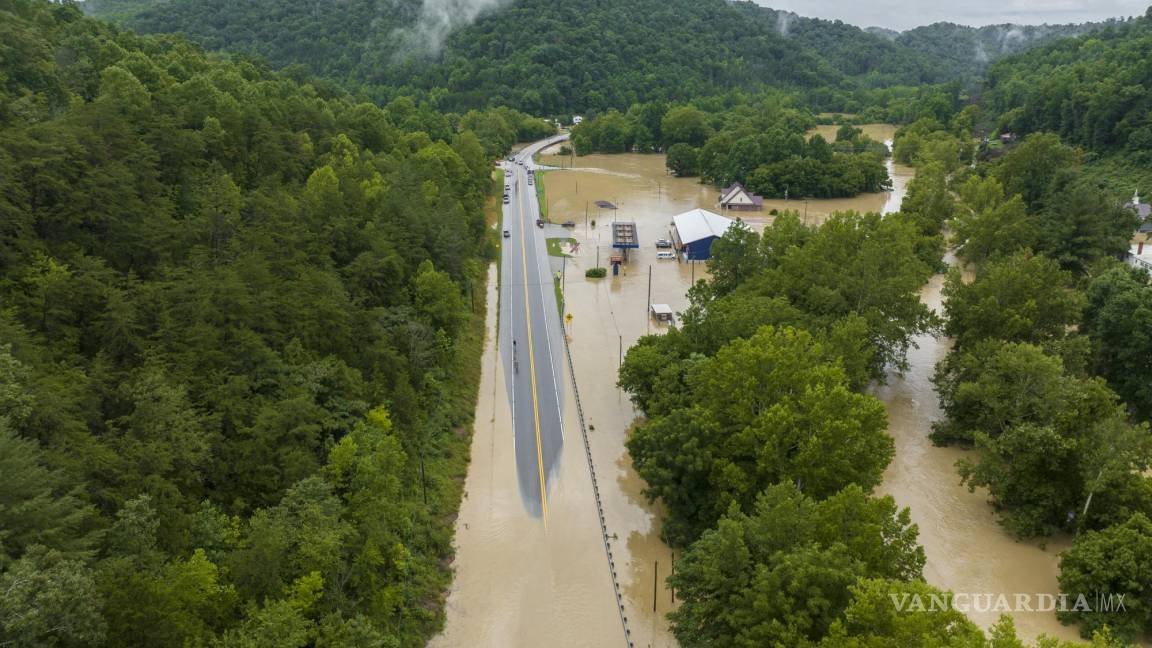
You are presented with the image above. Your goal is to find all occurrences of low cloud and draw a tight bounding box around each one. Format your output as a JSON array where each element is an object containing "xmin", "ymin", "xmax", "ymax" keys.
[
  {"xmin": 392, "ymin": 0, "xmax": 509, "ymax": 59},
  {"xmin": 752, "ymin": 0, "xmax": 1148, "ymax": 30}
]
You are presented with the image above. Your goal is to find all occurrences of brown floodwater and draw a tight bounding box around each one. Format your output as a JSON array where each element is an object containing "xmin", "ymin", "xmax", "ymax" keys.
[
  {"xmin": 872, "ymin": 259, "xmax": 1080, "ymax": 643},
  {"xmin": 437, "ymin": 130, "xmax": 1078, "ymax": 647},
  {"xmin": 431, "ymin": 264, "xmax": 623, "ymax": 648},
  {"xmin": 541, "ymin": 124, "xmax": 913, "ymax": 226}
]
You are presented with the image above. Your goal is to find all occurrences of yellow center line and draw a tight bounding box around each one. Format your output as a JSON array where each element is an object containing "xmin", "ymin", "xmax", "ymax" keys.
[{"xmin": 518, "ymin": 163, "xmax": 549, "ymax": 528}]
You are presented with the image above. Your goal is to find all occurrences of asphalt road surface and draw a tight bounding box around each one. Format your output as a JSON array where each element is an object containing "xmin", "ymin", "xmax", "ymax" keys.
[{"xmin": 499, "ymin": 135, "xmax": 569, "ymax": 523}]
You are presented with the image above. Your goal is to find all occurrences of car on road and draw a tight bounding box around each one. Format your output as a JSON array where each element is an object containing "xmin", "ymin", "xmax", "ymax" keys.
[
  {"xmin": 503, "ymin": 196, "xmax": 510, "ymax": 204},
  {"xmin": 536, "ymin": 219, "xmax": 544, "ymax": 228},
  {"xmin": 656, "ymin": 251, "xmax": 676, "ymax": 260},
  {"xmin": 503, "ymin": 229, "xmax": 510, "ymax": 238},
  {"xmin": 655, "ymin": 238, "xmax": 672, "ymax": 248},
  {"xmin": 561, "ymin": 220, "xmax": 576, "ymax": 228}
]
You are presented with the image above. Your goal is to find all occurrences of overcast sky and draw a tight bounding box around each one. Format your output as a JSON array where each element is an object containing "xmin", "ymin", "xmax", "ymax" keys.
[{"xmin": 756, "ymin": 0, "xmax": 1150, "ymax": 30}]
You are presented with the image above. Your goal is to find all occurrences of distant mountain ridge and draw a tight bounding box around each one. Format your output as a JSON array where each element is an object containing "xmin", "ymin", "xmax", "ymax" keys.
[
  {"xmin": 866, "ymin": 19, "xmax": 1130, "ymax": 78},
  {"xmin": 80, "ymin": 0, "xmax": 1137, "ymax": 114},
  {"xmin": 83, "ymin": 0, "xmax": 958, "ymax": 113}
]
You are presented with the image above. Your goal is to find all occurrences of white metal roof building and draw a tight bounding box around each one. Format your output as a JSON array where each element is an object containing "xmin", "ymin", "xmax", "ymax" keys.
[{"xmin": 670, "ymin": 209, "xmax": 735, "ymax": 261}]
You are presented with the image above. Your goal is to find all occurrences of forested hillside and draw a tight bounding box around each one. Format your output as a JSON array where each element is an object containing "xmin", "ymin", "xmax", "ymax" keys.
[
  {"xmin": 981, "ymin": 8, "xmax": 1152, "ymax": 196},
  {"xmin": 85, "ymin": 0, "xmax": 957, "ymax": 114},
  {"xmin": 883, "ymin": 20, "xmax": 1119, "ymax": 79},
  {"xmin": 0, "ymin": 0, "xmax": 539, "ymax": 644},
  {"xmin": 986, "ymin": 10, "xmax": 1152, "ymax": 155}
]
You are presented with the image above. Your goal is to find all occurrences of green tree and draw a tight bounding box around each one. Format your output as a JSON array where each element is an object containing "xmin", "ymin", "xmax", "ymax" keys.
[
  {"xmin": 931, "ymin": 341, "xmax": 1113, "ymax": 446},
  {"xmin": 1035, "ymin": 180, "xmax": 1138, "ymax": 273},
  {"xmin": 1058, "ymin": 513, "xmax": 1152, "ymax": 641},
  {"xmin": 942, "ymin": 251, "xmax": 1084, "ymax": 349},
  {"xmin": 818, "ymin": 579, "xmax": 987, "ymax": 647},
  {"xmin": 628, "ymin": 326, "xmax": 893, "ymax": 544},
  {"xmin": 0, "ymin": 418, "xmax": 96, "ymax": 566},
  {"xmin": 752, "ymin": 212, "xmax": 938, "ymax": 379},
  {"xmin": 669, "ymin": 483, "xmax": 924, "ymax": 647},
  {"xmin": 412, "ymin": 260, "xmax": 465, "ymax": 337},
  {"xmin": 953, "ymin": 194, "xmax": 1035, "ymax": 265},
  {"xmin": 705, "ymin": 219, "xmax": 762, "ymax": 297},
  {"xmin": 958, "ymin": 423, "xmax": 1084, "ymax": 537},
  {"xmin": 0, "ymin": 546, "xmax": 106, "ymax": 647},
  {"xmin": 993, "ymin": 133, "xmax": 1079, "ymax": 209},
  {"xmin": 1082, "ymin": 265, "xmax": 1152, "ymax": 418},
  {"xmin": 661, "ymin": 106, "xmax": 711, "ymax": 147},
  {"xmin": 665, "ymin": 142, "xmax": 699, "ymax": 176}
]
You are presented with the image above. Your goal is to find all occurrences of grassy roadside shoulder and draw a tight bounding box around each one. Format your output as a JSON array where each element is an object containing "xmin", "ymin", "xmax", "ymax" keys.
[{"xmin": 534, "ymin": 170, "xmax": 549, "ymax": 221}]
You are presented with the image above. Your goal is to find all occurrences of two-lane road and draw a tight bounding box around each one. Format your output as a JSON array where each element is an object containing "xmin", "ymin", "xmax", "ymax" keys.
[{"xmin": 499, "ymin": 135, "xmax": 569, "ymax": 522}]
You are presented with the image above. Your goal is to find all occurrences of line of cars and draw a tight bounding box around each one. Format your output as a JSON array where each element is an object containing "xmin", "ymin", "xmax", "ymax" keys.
[{"xmin": 503, "ymin": 176, "xmax": 512, "ymax": 238}]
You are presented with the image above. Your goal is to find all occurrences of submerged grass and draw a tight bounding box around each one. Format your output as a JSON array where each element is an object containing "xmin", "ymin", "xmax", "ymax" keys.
[{"xmin": 545, "ymin": 237, "xmax": 576, "ymax": 257}]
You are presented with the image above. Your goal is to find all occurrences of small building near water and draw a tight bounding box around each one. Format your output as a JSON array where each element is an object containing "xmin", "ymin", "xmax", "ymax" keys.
[
  {"xmin": 719, "ymin": 182, "xmax": 764, "ymax": 212},
  {"xmin": 650, "ymin": 303, "xmax": 674, "ymax": 323},
  {"xmin": 671, "ymin": 208, "xmax": 735, "ymax": 261}
]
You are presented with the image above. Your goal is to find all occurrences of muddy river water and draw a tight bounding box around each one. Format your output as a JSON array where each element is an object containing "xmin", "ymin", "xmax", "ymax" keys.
[{"xmin": 433, "ymin": 126, "xmax": 1080, "ymax": 646}]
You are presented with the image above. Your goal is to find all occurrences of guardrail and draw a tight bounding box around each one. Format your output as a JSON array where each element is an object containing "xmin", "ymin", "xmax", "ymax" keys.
[{"xmin": 560, "ymin": 328, "xmax": 634, "ymax": 648}]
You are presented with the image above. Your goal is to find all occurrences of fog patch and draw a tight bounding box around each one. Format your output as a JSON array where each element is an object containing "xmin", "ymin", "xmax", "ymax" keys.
[
  {"xmin": 391, "ymin": 0, "xmax": 509, "ymax": 59},
  {"xmin": 776, "ymin": 10, "xmax": 796, "ymax": 36}
]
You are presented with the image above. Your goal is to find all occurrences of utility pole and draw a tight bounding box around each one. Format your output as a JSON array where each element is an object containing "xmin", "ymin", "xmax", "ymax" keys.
[
  {"xmin": 653, "ymin": 560, "xmax": 659, "ymax": 613},
  {"xmin": 646, "ymin": 264, "xmax": 652, "ymax": 331}
]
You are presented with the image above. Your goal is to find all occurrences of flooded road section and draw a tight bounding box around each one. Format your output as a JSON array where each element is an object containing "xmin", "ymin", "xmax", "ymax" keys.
[{"xmin": 431, "ymin": 264, "xmax": 622, "ymax": 648}]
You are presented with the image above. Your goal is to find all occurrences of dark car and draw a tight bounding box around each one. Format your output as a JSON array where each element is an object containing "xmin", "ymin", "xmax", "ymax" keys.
[
  {"xmin": 503, "ymin": 229, "xmax": 511, "ymax": 238},
  {"xmin": 536, "ymin": 219, "xmax": 544, "ymax": 228},
  {"xmin": 561, "ymin": 220, "xmax": 576, "ymax": 228}
]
